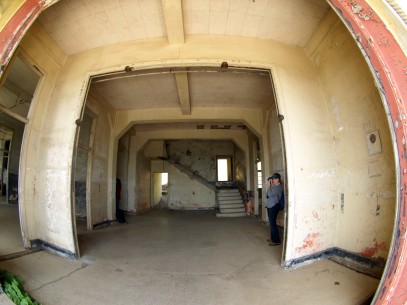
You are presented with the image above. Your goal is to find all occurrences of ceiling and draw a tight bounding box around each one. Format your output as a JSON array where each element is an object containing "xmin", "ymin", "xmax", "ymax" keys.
[
  {"xmin": 35, "ymin": 0, "xmax": 331, "ymax": 129},
  {"xmin": 38, "ymin": 0, "xmax": 330, "ymax": 54},
  {"xmin": 90, "ymin": 66, "xmax": 274, "ymax": 110}
]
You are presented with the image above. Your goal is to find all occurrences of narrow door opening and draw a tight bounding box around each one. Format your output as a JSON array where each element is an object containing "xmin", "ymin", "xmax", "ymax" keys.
[
  {"xmin": 74, "ymin": 109, "xmax": 96, "ymax": 232},
  {"xmin": 0, "ymin": 52, "xmax": 42, "ymax": 257},
  {"xmin": 153, "ymin": 172, "xmax": 169, "ymax": 208},
  {"xmin": 217, "ymin": 156, "xmax": 232, "ymax": 182}
]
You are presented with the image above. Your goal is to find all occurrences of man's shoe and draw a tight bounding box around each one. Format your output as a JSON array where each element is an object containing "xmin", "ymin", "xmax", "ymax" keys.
[
  {"xmin": 269, "ymin": 242, "xmax": 281, "ymax": 246},
  {"xmin": 267, "ymin": 238, "xmax": 272, "ymax": 242}
]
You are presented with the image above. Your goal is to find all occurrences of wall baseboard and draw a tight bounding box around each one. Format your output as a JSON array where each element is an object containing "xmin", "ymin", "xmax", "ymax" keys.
[
  {"xmin": 92, "ymin": 220, "xmax": 116, "ymax": 230},
  {"xmin": 30, "ymin": 239, "xmax": 77, "ymax": 260},
  {"xmin": 284, "ymin": 247, "xmax": 385, "ymax": 279}
]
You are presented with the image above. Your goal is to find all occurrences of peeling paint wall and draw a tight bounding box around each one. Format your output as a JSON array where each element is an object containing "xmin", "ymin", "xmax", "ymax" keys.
[
  {"xmin": 136, "ymin": 150, "xmax": 151, "ymax": 213},
  {"xmin": 116, "ymin": 134, "xmax": 129, "ymax": 210},
  {"xmin": 164, "ymin": 160, "xmax": 215, "ymax": 209},
  {"xmin": 74, "ymin": 111, "xmax": 92, "ymax": 218},
  {"xmin": 165, "ymin": 140, "xmax": 246, "ymax": 187},
  {"xmin": 166, "ymin": 140, "xmax": 228, "ymax": 183},
  {"xmin": 86, "ymin": 96, "xmax": 113, "ymax": 226},
  {"xmin": 305, "ymin": 11, "xmax": 396, "ymax": 259},
  {"xmin": 147, "ymin": 140, "xmax": 245, "ymax": 209},
  {"xmin": 16, "ymin": 22, "xmax": 72, "ymax": 251},
  {"xmin": 278, "ymin": 63, "xmax": 339, "ymax": 259}
]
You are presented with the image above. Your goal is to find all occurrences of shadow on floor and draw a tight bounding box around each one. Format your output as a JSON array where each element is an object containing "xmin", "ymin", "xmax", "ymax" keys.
[
  {"xmin": 0, "ymin": 198, "xmax": 25, "ymax": 258},
  {"xmin": 1, "ymin": 209, "xmax": 379, "ymax": 305}
]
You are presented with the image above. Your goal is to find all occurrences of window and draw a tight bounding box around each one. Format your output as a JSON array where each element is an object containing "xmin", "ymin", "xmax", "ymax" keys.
[
  {"xmin": 161, "ymin": 172, "xmax": 168, "ymax": 185},
  {"xmin": 0, "ymin": 54, "xmax": 41, "ymax": 119},
  {"xmin": 257, "ymin": 161, "xmax": 262, "ymax": 189},
  {"xmin": 217, "ymin": 156, "xmax": 232, "ymax": 182}
]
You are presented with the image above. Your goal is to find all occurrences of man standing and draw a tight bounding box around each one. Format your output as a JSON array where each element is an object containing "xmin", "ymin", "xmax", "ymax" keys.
[
  {"xmin": 116, "ymin": 178, "xmax": 127, "ymax": 224},
  {"xmin": 265, "ymin": 173, "xmax": 282, "ymax": 246}
]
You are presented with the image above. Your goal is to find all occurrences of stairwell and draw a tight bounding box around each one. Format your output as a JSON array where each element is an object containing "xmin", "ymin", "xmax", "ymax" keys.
[
  {"xmin": 161, "ymin": 157, "xmax": 216, "ymax": 191},
  {"xmin": 216, "ymin": 189, "xmax": 247, "ymax": 217}
]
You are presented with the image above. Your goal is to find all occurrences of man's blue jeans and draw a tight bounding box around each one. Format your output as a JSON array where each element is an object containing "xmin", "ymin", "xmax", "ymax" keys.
[{"xmin": 267, "ymin": 204, "xmax": 281, "ymax": 243}]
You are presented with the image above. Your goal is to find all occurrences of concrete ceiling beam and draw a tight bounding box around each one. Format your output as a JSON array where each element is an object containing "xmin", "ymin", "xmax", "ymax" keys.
[
  {"xmin": 174, "ymin": 72, "xmax": 191, "ymax": 115},
  {"xmin": 161, "ymin": 0, "xmax": 185, "ymax": 44}
]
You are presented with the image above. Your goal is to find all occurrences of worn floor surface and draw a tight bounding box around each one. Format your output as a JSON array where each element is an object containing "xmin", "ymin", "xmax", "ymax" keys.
[
  {"xmin": 0, "ymin": 209, "xmax": 378, "ymax": 305},
  {"xmin": 0, "ymin": 200, "xmax": 24, "ymax": 255}
]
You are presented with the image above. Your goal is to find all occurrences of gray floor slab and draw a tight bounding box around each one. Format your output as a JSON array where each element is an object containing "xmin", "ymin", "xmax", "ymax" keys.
[{"xmin": 0, "ymin": 209, "xmax": 378, "ymax": 305}]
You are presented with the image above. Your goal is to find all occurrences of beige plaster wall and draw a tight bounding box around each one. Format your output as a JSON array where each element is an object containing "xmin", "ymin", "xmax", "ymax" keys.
[
  {"xmin": 136, "ymin": 150, "xmax": 151, "ymax": 213},
  {"xmin": 86, "ymin": 95, "xmax": 114, "ymax": 226},
  {"xmin": 117, "ymin": 134, "xmax": 130, "ymax": 210},
  {"xmin": 152, "ymin": 172, "xmax": 163, "ymax": 206},
  {"xmin": 306, "ymin": 13, "xmax": 396, "ymax": 259},
  {"xmin": 16, "ymin": 23, "xmax": 71, "ymax": 251},
  {"xmin": 143, "ymin": 139, "xmax": 246, "ymax": 210},
  {"xmin": 164, "ymin": 160, "xmax": 216, "ymax": 210},
  {"xmin": 275, "ymin": 63, "xmax": 339, "ymax": 260},
  {"xmin": 129, "ymin": 129, "xmax": 251, "ymax": 212},
  {"xmin": 16, "ymin": 15, "xmax": 387, "ymax": 261}
]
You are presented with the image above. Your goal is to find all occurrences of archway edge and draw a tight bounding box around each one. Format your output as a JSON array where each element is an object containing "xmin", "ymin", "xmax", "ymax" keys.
[
  {"xmin": 0, "ymin": 1, "xmax": 406, "ymax": 304},
  {"xmin": 0, "ymin": 0, "xmax": 50, "ymax": 71},
  {"xmin": 329, "ymin": 0, "xmax": 407, "ymax": 304}
]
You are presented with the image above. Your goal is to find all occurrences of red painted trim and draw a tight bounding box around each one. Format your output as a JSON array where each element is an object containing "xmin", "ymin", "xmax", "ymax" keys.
[
  {"xmin": 329, "ymin": 1, "xmax": 407, "ymax": 304},
  {"xmin": 0, "ymin": 0, "xmax": 406, "ymax": 304},
  {"xmin": 0, "ymin": 0, "xmax": 45, "ymax": 69}
]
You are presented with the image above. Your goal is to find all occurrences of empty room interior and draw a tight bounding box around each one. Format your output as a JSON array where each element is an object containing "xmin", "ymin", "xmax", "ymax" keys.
[{"xmin": 0, "ymin": 0, "xmax": 406, "ymax": 304}]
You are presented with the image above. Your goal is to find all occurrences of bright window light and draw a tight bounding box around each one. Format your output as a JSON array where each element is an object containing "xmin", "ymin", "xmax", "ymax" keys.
[
  {"xmin": 257, "ymin": 161, "xmax": 262, "ymax": 188},
  {"xmin": 217, "ymin": 159, "xmax": 228, "ymax": 181},
  {"xmin": 161, "ymin": 172, "xmax": 168, "ymax": 185}
]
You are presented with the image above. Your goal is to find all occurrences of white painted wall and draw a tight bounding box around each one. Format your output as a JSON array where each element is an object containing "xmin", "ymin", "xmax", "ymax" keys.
[
  {"xmin": 86, "ymin": 94, "xmax": 114, "ymax": 226},
  {"xmin": 306, "ymin": 12, "xmax": 396, "ymax": 259}
]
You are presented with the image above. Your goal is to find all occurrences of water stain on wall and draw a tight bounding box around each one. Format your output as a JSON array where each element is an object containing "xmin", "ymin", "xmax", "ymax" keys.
[
  {"xmin": 296, "ymin": 232, "xmax": 321, "ymax": 253},
  {"xmin": 360, "ymin": 239, "xmax": 387, "ymax": 258}
]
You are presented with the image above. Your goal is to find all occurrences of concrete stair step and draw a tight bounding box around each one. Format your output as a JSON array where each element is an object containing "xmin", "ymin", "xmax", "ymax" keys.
[
  {"xmin": 218, "ymin": 197, "xmax": 242, "ymax": 202},
  {"xmin": 218, "ymin": 189, "xmax": 240, "ymax": 194},
  {"xmin": 218, "ymin": 203, "xmax": 244, "ymax": 209},
  {"xmin": 218, "ymin": 192, "xmax": 240, "ymax": 196},
  {"xmin": 216, "ymin": 188, "xmax": 246, "ymax": 217},
  {"xmin": 218, "ymin": 197, "xmax": 242, "ymax": 201},
  {"xmin": 218, "ymin": 193, "xmax": 242, "ymax": 198},
  {"xmin": 219, "ymin": 200, "xmax": 242, "ymax": 204},
  {"xmin": 216, "ymin": 212, "xmax": 247, "ymax": 217},
  {"xmin": 220, "ymin": 207, "xmax": 246, "ymax": 213}
]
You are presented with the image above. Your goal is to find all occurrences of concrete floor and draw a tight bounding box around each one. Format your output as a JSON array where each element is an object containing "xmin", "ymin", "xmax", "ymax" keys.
[
  {"xmin": 0, "ymin": 198, "xmax": 25, "ymax": 256},
  {"xmin": 0, "ymin": 209, "xmax": 379, "ymax": 305}
]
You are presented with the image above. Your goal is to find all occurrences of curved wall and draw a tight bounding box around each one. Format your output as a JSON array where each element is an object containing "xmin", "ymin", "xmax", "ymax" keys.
[{"xmin": 0, "ymin": 1, "xmax": 406, "ymax": 303}]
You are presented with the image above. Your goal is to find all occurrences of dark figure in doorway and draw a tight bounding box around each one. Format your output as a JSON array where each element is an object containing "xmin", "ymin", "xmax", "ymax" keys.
[
  {"xmin": 116, "ymin": 179, "xmax": 126, "ymax": 224},
  {"xmin": 265, "ymin": 173, "xmax": 282, "ymax": 246}
]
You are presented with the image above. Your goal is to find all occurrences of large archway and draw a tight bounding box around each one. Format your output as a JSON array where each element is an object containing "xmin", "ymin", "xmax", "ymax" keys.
[{"xmin": 0, "ymin": 1, "xmax": 406, "ymax": 304}]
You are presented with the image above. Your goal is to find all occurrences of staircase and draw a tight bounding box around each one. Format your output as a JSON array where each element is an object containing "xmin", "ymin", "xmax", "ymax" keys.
[
  {"xmin": 162, "ymin": 157, "xmax": 216, "ymax": 191},
  {"xmin": 216, "ymin": 189, "xmax": 247, "ymax": 217}
]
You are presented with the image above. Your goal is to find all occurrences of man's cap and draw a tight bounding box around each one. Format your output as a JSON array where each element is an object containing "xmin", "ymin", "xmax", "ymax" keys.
[{"xmin": 270, "ymin": 173, "xmax": 281, "ymax": 180}]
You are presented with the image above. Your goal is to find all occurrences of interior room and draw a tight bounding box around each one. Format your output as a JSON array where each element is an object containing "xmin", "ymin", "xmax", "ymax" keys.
[{"xmin": 0, "ymin": 1, "xmax": 406, "ymax": 304}]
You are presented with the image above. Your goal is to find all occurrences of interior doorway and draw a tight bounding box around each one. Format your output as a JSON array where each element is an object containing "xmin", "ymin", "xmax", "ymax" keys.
[
  {"xmin": 74, "ymin": 108, "xmax": 96, "ymax": 231},
  {"xmin": 0, "ymin": 51, "xmax": 42, "ymax": 257},
  {"xmin": 0, "ymin": 127, "xmax": 12, "ymax": 201},
  {"xmin": 152, "ymin": 172, "xmax": 169, "ymax": 208}
]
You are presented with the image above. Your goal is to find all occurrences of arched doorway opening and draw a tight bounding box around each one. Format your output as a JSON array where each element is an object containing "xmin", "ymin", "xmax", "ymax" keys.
[{"xmin": 0, "ymin": 1, "xmax": 405, "ymax": 304}]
